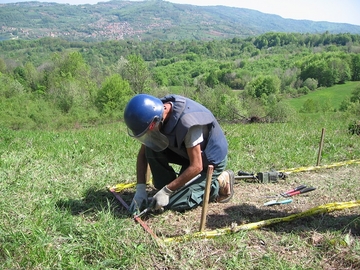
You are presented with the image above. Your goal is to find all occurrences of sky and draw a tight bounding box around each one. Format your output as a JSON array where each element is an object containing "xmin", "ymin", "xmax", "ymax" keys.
[{"xmin": 1, "ymin": 0, "xmax": 359, "ymax": 26}]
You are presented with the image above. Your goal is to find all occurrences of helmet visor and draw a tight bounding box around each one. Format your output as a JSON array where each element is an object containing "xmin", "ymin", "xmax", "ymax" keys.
[{"xmin": 128, "ymin": 117, "xmax": 169, "ymax": 152}]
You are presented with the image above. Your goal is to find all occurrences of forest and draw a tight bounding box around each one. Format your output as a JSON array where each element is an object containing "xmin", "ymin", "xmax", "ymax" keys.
[{"xmin": 1, "ymin": 31, "xmax": 360, "ymax": 130}]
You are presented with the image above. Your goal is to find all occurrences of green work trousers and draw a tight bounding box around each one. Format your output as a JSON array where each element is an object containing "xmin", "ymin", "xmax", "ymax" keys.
[{"xmin": 145, "ymin": 147, "xmax": 227, "ymax": 212}]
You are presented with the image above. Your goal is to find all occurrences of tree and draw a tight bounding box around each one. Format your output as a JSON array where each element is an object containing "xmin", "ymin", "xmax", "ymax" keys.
[
  {"xmin": 350, "ymin": 84, "xmax": 360, "ymax": 103},
  {"xmin": 300, "ymin": 59, "xmax": 333, "ymax": 87},
  {"xmin": 205, "ymin": 70, "xmax": 219, "ymax": 88},
  {"xmin": 302, "ymin": 78, "xmax": 318, "ymax": 91},
  {"xmin": 0, "ymin": 58, "xmax": 6, "ymax": 74},
  {"xmin": 55, "ymin": 51, "xmax": 88, "ymax": 79},
  {"xmin": 246, "ymin": 75, "xmax": 280, "ymax": 98},
  {"xmin": 122, "ymin": 54, "xmax": 150, "ymax": 94},
  {"xmin": 328, "ymin": 57, "xmax": 351, "ymax": 84},
  {"xmin": 95, "ymin": 74, "xmax": 132, "ymax": 113},
  {"xmin": 46, "ymin": 51, "xmax": 94, "ymax": 113},
  {"xmin": 24, "ymin": 62, "xmax": 40, "ymax": 91},
  {"xmin": 0, "ymin": 73, "xmax": 25, "ymax": 98},
  {"xmin": 351, "ymin": 54, "xmax": 360, "ymax": 81}
]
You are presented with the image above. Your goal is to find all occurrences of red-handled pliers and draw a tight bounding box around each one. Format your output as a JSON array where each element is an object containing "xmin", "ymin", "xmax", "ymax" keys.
[{"xmin": 281, "ymin": 185, "xmax": 316, "ymax": 197}]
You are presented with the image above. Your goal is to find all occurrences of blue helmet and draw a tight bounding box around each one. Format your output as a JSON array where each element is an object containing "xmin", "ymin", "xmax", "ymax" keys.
[{"xmin": 124, "ymin": 94, "xmax": 169, "ymax": 151}]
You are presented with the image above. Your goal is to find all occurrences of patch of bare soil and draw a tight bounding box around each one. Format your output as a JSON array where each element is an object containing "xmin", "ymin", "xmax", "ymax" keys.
[
  {"xmin": 119, "ymin": 165, "xmax": 360, "ymax": 269},
  {"xmin": 143, "ymin": 166, "xmax": 359, "ymax": 236}
]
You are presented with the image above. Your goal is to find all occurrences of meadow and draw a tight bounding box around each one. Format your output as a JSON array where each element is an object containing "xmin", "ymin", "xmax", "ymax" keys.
[
  {"xmin": 1, "ymin": 104, "xmax": 359, "ymax": 269},
  {"xmin": 285, "ymin": 81, "xmax": 360, "ymax": 112}
]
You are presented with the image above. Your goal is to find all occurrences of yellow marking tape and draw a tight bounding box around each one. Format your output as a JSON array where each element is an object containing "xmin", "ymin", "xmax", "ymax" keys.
[
  {"xmin": 162, "ymin": 200, "xmax": 360, "ymax": 243},
  {"xmin": 282, "ymin": 159, "xmax": 360, "ymax": 174},
  {"xmin": 110, "ymin": 182, "xmax": 136, "ymax": 192},
  {"xmin": 109, "ymin": 179, "xmax": 153, "ymax": 193}
]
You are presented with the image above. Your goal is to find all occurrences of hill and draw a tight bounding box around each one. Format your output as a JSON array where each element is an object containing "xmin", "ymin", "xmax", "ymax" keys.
[{"xmin": 1, "ymin": 0, "xmax": 360, "ymax": 41}]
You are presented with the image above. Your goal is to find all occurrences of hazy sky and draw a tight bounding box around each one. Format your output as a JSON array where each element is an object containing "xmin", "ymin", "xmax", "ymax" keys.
[{"xmin": 1, "ymin": 0, "xmax": 359, "ymax": 26}]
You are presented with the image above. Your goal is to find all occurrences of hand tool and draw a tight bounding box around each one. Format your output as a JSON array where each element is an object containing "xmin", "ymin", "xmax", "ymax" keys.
[
  {"xmin": 264, "ymin": 198, "xmax": 293, "ymax": 206},
  {"xmin": 263, "ymin": 185, "xmax": 315, "ymax": 206},
  {"xmin": 134, "ymin": 173, "xmax": 201, "ymax": 219},
  {"xmin": 133, "ymin": 203, "xmax": 153, "ymax": 219},
  {"xmin": 281, "ymin": 185, "xmax": 316, "ymax": 197},
  {"xmin": 109, "ymin": 188, "xmax": 158, "ymax": 240},
  {"xmin": 235, "ymin": 170, "xmax": 287, "ymax": 183},
  {"xmin": 264, "ymin": 184, "xmax": 306, "ymax": 198},
  {"xmin": 280, "ymin": 185, "xmax": 307, "ymax": 197}
]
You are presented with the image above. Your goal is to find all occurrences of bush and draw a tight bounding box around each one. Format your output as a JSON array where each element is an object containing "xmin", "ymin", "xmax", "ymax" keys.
[
  {"xmin": 299, "ymin": 99, "xmax": 319, "ymax": 113},
  {"xmin": 266, "ymin": 101, "xmax": 297, "ymax": 123},
  {"xmin": 246, "ymin": 75, "xmax": 281, "ymax": 98},
  {"xmin": 347, "ymin": 101, "xmax": 360, "ymax": 116},
  {"xmin": 348, "ymin": 120, "xmax": 360, "ymax": 135},
  {"xmin": 339, "ymin": 97, "xmax": 352, "ymax": 112},
  {"xmin": 188, "ymin": 85, "xmax": 246, "ymax": 121},
  {"xmin": 350, "ymin": 84, "xmax": 360, "ymax": 103},
  {"xmin": 298, "ymin": 86, "xmax": 310, "ymax": 95},
  {"xmin": 0, "ymin": 73, "xmax": 25, "ymax": 98},
  {"xmin": 95, "ymin": 74, "xmax": 132, "ymax": 114},
  {"xmin": 302, "ymin": 78, "xmax": 318, "ymax": 90},
  {"xmin": 0, "ymin": 93, "xmax": 62, "ymax": 130}
]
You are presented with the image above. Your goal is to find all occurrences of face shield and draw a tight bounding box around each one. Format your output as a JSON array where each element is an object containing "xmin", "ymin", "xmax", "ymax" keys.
[{"xmin": 128, "ymin": 116, "xmax": 169, "ymax": 152}]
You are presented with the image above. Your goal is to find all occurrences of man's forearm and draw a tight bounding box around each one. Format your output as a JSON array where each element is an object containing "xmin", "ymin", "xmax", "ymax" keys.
[
  {"xmin": 167, "ymin": 165, "xmax": 202, "ymax": 191},
  {"xmin": 136, "ymin": 146, "xmax": 148, "ymax": 184}
]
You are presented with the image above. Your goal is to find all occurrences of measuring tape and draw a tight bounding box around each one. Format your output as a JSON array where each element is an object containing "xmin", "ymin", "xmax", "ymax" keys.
[
  {"xmin": 162, "ymin": 200, "xmax": 360, "ymax": 243},
  {"xmin": 281, "ymin": 159, "xmax": 360, "ymax": 174}
]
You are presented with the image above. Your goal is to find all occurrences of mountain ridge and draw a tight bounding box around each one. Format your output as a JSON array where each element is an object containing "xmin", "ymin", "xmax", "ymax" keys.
[{"xmin": 1, "ymin": 0, "xmax": 359, "ymax": 41}]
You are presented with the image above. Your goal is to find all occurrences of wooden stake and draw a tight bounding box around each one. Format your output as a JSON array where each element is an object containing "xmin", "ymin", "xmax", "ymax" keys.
[
  {"xmin": 199, "ymin": 165, "xmax": 214, "ymax": 232},
  {"xmin": 146, "ymin": 164, "xmax": 151, "ymax": 184},
  {"xmin": 317, "ymin": 128, "xmax": 325, "ymax": 166}
]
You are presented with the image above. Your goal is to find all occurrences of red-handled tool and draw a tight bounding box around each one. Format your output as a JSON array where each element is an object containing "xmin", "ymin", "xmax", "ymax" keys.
[
  {"xmin": 280, "ymin": 185, "xmax": 307, "ymax": 197},
  {"xmin": 285, "ymin": 186, "xmax": 316, "ymax": 197}
]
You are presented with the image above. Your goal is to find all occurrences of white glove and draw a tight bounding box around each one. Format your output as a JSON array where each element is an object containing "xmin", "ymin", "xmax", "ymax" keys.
[
  {"xmin": 129, "ymin": 184, "xmax": 148, "ymax": 214},
  {"xmin": 152, "ymin": 185, "xmax": 174, "ymax": 210}
]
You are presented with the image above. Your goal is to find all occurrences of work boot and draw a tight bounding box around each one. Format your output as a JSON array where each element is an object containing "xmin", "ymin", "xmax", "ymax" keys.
[{"xmin": 216, "ymin": 170, "xmax": 234, "ymax": 203}]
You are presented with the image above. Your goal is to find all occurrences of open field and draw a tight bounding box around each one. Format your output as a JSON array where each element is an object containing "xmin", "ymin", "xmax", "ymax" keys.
[
  {"xmin": 285, "ymin": 81, "xmax": 360, "ymax": 112},
  {"xmin": 1, "ymin": 112, "xmax": 359, "ymax": 269}
]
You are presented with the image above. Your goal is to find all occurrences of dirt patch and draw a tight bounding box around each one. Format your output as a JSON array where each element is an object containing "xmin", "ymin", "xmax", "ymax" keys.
[
  {"xmin": 118, "ymin": 165, "xmax": 360, "ymax": 269},
  {"xmin": 123, "ymin": 165, "xmax": 360, "ymax": 237}
]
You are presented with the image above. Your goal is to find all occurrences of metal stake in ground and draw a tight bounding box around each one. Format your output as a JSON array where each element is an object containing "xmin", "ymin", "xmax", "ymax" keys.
[
  {"xmin": 199, "ymin": 165, "xmax": 214, "ymax": 232},
  {"xmin": 317, "ymin": 128, "xmax": 325, "ymax": 166}
]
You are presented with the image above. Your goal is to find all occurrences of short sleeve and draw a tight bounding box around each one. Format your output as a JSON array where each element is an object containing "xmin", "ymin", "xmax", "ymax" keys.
[{"xmin": 184, "ymin": 125, "xmax": 206, "ymax": 148}]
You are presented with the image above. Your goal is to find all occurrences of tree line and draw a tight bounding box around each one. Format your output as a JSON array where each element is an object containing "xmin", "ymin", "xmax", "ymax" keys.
[{"xmin": 0, "ymin": 32, "xmax": 360, "ymax": 130}]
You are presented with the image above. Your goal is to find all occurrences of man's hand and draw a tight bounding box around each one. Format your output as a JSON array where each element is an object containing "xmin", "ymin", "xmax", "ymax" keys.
[
  {"xmin": 152, "ymin": 185, "xmax": 174, "ymax": 210},
  {"xmin": 129, "ymin": 184, "xmax": 148, "ymax": 215}
]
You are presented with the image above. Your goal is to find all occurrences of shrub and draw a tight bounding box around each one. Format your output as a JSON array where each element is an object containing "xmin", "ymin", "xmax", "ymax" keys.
[
  {"xmin": 350, "ymin": 84, "xmax": 360, "ymax": 103},
  {"xmin": 246, "ymin": 75, "xmax": 281, "ymax": 98},
  {"xmin": 298, "ymin": 86, "xmax": 310, "ymax": 95},
  {"xmin": 302, "ymin": 78, "xmax": 318, "ymax": 90},
  {"xmin": 266, "ymin": 101, "xmax": 297, "ymax": 123},
  {"xmin": 299, "ymin": 99, "xmax": 319, "ymax": 113},
  {"xmin": 339, "ymin": 97, "xmax": 352, "ymax": 112},
  {"xmin": 95, "ymin": 74, "xmax": 132, "ymax": 114},
  {"xmin": 0, "ymin": 73, "xmax": 25, "ymax": 98},
  {"xmin": 348, "ymin": 120, "xmax": 360, "ymax": 135}
]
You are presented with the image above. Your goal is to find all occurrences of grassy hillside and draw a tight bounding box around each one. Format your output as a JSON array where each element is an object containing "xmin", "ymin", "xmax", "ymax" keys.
[
  {"xmin": 1, "ymin": 112, "xmax": 359, "ymax": 269},
  {"xmin": 285, "ymin": 81, "xmax": 360, "ymax": 112}
]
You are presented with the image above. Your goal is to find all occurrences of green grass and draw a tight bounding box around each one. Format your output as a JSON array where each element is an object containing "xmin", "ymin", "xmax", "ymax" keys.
[
  {"xmin": 285, "ymin": 81, "xmax": 360, "ymax": 112},
  {"xmin": 1, "ymin": 112, "xmax": 359, "ymax": 269}
]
